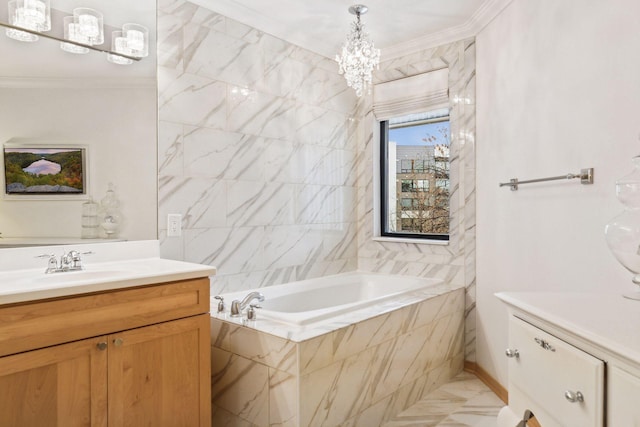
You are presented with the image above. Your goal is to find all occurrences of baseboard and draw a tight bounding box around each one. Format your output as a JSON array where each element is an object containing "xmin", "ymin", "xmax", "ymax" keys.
[
  {"xmin": 464, "ymin": 361, "xmax": 541, "ymax": 427},
  {"xmin": 464, "ymin": 361, "xmax": 508, "ymax": 404}
]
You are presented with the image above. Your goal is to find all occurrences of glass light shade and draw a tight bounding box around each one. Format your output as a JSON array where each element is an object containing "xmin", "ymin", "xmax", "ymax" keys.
[
  {"xmin": 605, "ymin": 155, "xmax": 640, "ymax": 300},
  {"xmin": 122, "ymin": 23, "xmax": 148, "ymax": 58},
  {"xmin": 335, "ymin": 6, "xmax": 380, "ymax": 97},
  {"xmin": 106, "ymin": 30, "xmax": 133, "ymax": 65},
  {"xmin": 6, "ymin": 0, "xmax": 50, "ymax": 42},
  {"xmin": 73, "ymin": 7, "xmax": 103, "ymax": 45},
  {"xmin": 60, "ymin": 16, "xmax": 90, "ymax": 54}
]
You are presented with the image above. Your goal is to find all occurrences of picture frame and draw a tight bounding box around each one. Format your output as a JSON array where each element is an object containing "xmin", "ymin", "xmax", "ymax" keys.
[{"xmin": 2, "ymin": 142, "xmax": 89, "ymax": 200}]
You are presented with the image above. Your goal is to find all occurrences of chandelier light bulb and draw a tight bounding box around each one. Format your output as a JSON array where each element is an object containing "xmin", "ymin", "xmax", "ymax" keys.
[{"xmin": 335, "ymin": 4, "xmax": 380, "ymax": 97}]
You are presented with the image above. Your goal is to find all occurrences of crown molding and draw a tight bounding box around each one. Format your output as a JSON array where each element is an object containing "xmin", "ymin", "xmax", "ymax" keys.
[
  {"xmin": 381, "ymin": 0, "xmax": 515, "ymax": 61},
  {"xmin": 0, "ymin": 76, "xmax": 156, "ymax": 89}
]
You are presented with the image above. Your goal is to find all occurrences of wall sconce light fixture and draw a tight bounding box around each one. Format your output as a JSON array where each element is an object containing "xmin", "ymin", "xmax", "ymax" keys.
[
  {"xmin": 6, "ymin": 0, "xmax": 50, "ymax": 42},
  {"xmin": 2, "ymin": 1, "xmax": 148, "ymax": 65}
]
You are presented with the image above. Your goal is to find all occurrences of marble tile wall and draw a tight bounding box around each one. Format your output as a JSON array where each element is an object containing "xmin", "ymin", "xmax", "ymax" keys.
[
  {"xmin": 355, "ymin": 39, "xmax": 477, "ymax": 362},
  {"xmin": 210, "ymin": 289, "xmax": 465, "ymax": 426},
  {"xmin": 157, "ymin": 0, "xmax": 360, "ymax": 294},
  {"xmin": 156, "ymin": 0, "xmax": 476, "ymax": 362}
]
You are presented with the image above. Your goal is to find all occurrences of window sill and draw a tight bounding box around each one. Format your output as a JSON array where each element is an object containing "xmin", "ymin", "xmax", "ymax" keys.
[{"xmin": 372, "ymin": 236, "xmax": 449, "ymax": 245}]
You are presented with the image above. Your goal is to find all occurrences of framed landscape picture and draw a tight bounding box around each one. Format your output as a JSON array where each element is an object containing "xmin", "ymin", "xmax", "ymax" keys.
[{"xmin": 2, "ymin": 144, "xmax": 88, "ymax": 199}]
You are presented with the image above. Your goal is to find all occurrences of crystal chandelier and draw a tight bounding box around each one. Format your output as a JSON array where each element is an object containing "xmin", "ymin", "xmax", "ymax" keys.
[{"xmin": 335, "ymin": 4, "xmax": 380, "ymax": 97}]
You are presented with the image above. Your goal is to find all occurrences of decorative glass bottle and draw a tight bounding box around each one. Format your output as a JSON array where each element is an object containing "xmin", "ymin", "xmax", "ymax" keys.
[
  {"xmin": 81, "ymin": 197, "xmax": 99, "ymax": 238},
  {"xmin": 605, "ymin": 155, "xmax": 640, "ymax": 300},
  {"xmin": 99, "ymin": 183, "xmax": 122, "ymax": 238}
]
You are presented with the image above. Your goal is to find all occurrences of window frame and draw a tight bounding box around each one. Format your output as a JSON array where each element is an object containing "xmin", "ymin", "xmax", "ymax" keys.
[{"xmin": 379, "ymin": 118, "xmax": 450, "ymax": 242}]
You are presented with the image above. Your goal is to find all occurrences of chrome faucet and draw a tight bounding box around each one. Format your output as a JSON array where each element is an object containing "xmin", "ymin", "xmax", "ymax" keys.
[
  {"xmin": 230, "ymin": 291, "xmax": 265, "ymax": 317},
  {"xmin": 41, "ymin": 250, "xmax": 85, "ymax": 274}
]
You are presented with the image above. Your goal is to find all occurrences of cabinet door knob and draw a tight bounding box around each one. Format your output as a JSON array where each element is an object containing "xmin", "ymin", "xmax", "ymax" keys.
[
  {"xmin": 505, "ymin": 348, "xmax": 520, "ymax": 358},
  {"xmin": 564, "ymin": 390, "xmax": 584, "ymax": 403},
  {"xmin": 96, "ymin": 342, "xmax": 108, "ymax": 351},
  {"xmin": 113, "ymin": 338, "xmax": 124, "ymax": 347}
]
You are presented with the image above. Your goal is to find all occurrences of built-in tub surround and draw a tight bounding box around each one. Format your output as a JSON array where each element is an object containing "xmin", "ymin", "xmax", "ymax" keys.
[{"xmin": 211, "ymin": 275, "xmax": 464, "ymax": 426}]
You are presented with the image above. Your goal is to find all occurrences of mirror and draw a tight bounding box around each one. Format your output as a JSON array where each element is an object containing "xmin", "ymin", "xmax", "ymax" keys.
[{"xmin": 0, "ymin": 0, "xmax": 157, "ymax": 247}]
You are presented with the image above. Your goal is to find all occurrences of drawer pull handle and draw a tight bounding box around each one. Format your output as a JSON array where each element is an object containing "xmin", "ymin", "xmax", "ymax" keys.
[
  {"xmin": 505, "ymin": 348, "xmax": 520, "ymax": 358},
  {"xmin": 96, "ymin": 342, "xmax": 107, "ymax": 351},
  {"xmin": 564, "ymin": 390, "xmax": 584, "ymax": 403},
  {"xmin": 113, "ymin": 338, "xmax": 124, "ymax": 347},
  {"xmin": 534, "ymin": 337, "xmax": 556, "ymax": 352}
]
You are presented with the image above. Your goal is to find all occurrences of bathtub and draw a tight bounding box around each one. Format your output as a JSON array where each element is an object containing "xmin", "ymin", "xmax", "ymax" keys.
[
  {"xmin": 218, "ymin": 271, "xmax": 443, "ymax": 326},
  {"xmin": 211, "ymin": 273, "xmax": 465, "ymax": 426}
]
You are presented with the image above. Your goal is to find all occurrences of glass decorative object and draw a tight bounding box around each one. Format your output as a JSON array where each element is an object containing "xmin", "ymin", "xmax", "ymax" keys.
[
  {"xmin": 335, "ymin": 4, "xmax": 380, "ymax": 97},
  {"xmin": 81, "ymin": 197, "xmax": 99, "ymax": 238},
  {"xmin": 605, "ymin": 155, "xmax": 640, "ymax": 300},
  {"xmin": 99, "ymin": 183, "xmax": 122, "ymax": 239},
  {"xmin": 6, "ymin": 0, "xmax": 50, "ymax": 42}
]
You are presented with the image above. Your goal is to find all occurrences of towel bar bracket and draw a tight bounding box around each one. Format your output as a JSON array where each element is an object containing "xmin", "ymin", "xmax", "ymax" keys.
[{"xmin": 500, "ymin": 168, "xmax": 594, "ymax": 191}]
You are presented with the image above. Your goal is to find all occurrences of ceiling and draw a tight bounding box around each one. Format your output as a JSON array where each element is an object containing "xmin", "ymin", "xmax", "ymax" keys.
[
  {"xmin": 1, "ymin": 0, "xmax": 511, "ymax": 80},
  {"xmin": 193, "ymin": 0, "xmax": 512, "ymax": 59}
]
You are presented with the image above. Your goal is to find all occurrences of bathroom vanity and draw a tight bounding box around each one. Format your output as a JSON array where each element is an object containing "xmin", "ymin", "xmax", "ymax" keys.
[
  {"xmin": 0, "ymin": 241, "xmax": 215, "ymax": 427},
  {"xmin": 497, "ymin": 292, "xmax": 640, "ymax": 426}
]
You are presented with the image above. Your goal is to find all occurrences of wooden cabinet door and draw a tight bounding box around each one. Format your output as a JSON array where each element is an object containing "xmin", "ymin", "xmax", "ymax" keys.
[
  {"xmin": 108, "ymin": 314, "xmax": 211, "ymax": 427},
  {"xmin": 0, "ymin": 336, "xmax": 108, "ymax": 427}
]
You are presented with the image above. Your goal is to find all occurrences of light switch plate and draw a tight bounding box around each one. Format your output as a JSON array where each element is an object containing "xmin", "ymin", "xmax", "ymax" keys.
[{"xmin": 167, "ymin": 214, "xmax": 182, "ymax": 237}]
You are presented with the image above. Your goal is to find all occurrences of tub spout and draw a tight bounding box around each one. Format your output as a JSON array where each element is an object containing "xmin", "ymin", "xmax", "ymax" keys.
[{"xmin": 230, "ymin": 291, "xmax": 265, "ymax": 317}]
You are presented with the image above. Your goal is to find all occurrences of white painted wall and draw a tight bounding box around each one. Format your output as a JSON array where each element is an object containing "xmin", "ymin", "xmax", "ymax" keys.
[
  {"xmin": 0, "ymin": 85, "xmax": 157, "ymax": 241},
  {"xmin": 476, "ymin": 0, "xmax": 640, "ymax": 385}
]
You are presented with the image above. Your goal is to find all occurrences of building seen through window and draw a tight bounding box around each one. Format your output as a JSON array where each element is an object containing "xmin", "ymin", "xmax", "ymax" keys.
[{"xmin": 380, "ymin": 109, "xmax": 450, "ymax": 240}]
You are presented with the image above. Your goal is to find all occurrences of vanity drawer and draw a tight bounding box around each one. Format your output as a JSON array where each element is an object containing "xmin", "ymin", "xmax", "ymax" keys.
[
  {"xmin": 0, "ymin": 277, "xmax": 210, "ymax": 357},
  {"xmin": 508, "ymin": 316, "xmax": 604, "ymax": 427}
]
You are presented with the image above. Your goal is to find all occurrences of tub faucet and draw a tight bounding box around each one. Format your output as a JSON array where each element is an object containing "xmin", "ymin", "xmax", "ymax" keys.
[{"xmin": 230, "ymin": 292, "xmax": 265, "ymax": 317}]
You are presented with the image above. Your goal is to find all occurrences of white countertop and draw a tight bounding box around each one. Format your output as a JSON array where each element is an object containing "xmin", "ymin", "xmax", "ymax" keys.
[
  {"xmin": 496, "ymin": 292, "xmax": 640, "ymax": 368},
  {"xmin": 0, "ymin": 240, "xmax": 216, "ymax": 305},
  {"xmin": 0, "ymin": 237, "xmax": 124, "ymax": 247}
]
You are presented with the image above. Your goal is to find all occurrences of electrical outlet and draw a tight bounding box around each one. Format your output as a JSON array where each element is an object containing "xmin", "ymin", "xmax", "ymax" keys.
[{"xmin": 167, "ymin": 214, "xmax": 182, "ymax": 237}]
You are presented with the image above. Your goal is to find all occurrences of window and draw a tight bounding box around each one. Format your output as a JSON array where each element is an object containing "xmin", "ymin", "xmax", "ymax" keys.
[
  {"xmin": 400, "ymin": 179, "xmax": 429, "ymax": 193},
  {"xmin": 400, "ymin": 198, "xmax": 413, "ymax": 208},
  {"xmin": 380, "ymin": 110, "xmax": 450, "ymax": 240},
  {"xmin": 415, "ymin": 180, "xmax": 429, "ymax": 192}
]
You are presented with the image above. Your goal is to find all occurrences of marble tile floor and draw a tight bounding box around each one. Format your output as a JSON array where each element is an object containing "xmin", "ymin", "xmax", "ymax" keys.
[{"xmin": 381, "ymin": 372, "xmax": 504, "ymax": 427}]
